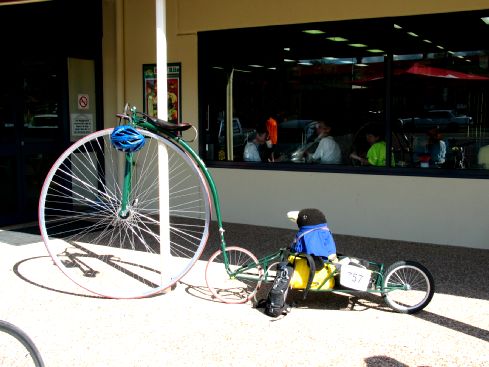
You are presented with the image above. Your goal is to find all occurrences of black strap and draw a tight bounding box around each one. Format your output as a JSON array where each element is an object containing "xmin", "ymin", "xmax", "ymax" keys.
[
  {"xmin": 290, "ymin": 253, "xmax": 326, "ymax": 300},
  {"xmin": 292, "ymin": 253, "xmax": 315, "ymax": 300},
  {"xmin": 281, "ymin": 247, "xmax": 291, "ymax": 262},
  {"xmin": 304, "ymin": 254, "xmax": 316, "ymax": 299}
]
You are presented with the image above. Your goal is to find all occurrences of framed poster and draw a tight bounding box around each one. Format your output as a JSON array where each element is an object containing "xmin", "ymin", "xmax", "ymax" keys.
[{"xmin": 143, "ymin": 63, "xmax": 181, "ymax": 124}]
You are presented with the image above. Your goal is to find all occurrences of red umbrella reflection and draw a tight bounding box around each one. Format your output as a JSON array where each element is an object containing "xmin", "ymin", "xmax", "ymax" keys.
[
  {"xmin": 354, "ymin": 62, "xmax": 489, "ymax": 82},
  {"xmin": 405, "ymin": 62, "xmax": 489, "ymax": 80}
]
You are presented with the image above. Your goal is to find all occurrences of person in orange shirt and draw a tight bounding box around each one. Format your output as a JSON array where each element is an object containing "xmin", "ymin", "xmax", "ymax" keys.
[
  {"xmin": 265, "ymin": 115, "xmax": 278, "ymax": 161},
  {"xmin": 266, "ymin": 116, "xmax": 278, "ymax": 144}
]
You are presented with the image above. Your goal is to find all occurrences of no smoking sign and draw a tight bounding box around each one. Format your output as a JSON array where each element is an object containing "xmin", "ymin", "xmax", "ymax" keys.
[{"xmin": 78, "ymin": 94, "xmax": 90, "ymax": 110}]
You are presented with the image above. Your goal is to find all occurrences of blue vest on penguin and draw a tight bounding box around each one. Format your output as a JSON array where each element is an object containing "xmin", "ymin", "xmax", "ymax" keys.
[{"xmin": 291, "ymin": 223, "xmax": 336, "ymax": 259}]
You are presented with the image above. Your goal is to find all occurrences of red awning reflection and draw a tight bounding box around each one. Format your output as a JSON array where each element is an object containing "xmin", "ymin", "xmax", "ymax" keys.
[
  {"xmin": 405, "ymin": 62, "xmax": 489, "ymax": 80},
  {"xmin": 355, "ymin": 62, "xmax": 489, "ymax": 83}
]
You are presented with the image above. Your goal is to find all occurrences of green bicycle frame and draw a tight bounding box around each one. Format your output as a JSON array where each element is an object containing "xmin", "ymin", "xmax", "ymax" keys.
[
  {"xmin": 119, "ymin": 111, "xmax": 231, "ymax": 265},
  {"xmin": 119, "ymin": 152, "xmax": 133, "ymax": 218}
]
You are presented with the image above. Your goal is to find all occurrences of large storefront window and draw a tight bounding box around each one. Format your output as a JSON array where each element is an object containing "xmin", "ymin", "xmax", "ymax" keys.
[{"xmin": 198, "ymin": 10, "xmax": 489, "ymax": 174}]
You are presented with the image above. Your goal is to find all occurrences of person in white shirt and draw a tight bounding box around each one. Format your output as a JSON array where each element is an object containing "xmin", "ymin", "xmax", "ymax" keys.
[
  {"xmin": 427, "ymin": 127, "xmax": 446, "ymax": 166},
  {"xmin": 305, "ymin": 121, "xmax": 342, "ymax": 164},
  {"xmin": 478, "ymin": 144, "xmax": 489, "ymax": 169},
  {"xmin": 243, "ymin": 130, "xmax": 268, "ymax": 162}
]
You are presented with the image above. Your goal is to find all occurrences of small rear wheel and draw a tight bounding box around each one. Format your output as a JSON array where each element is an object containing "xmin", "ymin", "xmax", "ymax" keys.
[
  {"xmin": 382, "ymin": 260, "xmax": 434, "ymax": 314},
  {"xmin": 205, "ymin": 246, "xmax": 263, "ymax": 304}
]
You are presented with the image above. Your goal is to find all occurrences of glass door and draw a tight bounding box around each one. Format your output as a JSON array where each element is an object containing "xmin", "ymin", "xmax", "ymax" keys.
[
  {"xmin": 0, "ymin": 59, "xmax": 19, "ymax": 222},
  {"xmin": 21, "ymin": 58, "xmax": 65, "ymax": 218},
  {"xmin": 0, "ymin": 0, "xmax": 102, "ymax": 226},
  {"xmin": 0, "ymin": 57, "xmax": 66, "ymax": 226}
]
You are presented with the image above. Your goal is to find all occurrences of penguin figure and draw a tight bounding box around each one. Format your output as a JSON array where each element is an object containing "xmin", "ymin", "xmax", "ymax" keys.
[{"xmin": 288, "ymin": 208, "xmax": 337, "ymax": 261}]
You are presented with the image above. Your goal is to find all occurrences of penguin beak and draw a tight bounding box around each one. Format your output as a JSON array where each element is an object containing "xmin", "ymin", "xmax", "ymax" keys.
[{"xmin": 287, "ymin": 210, "xmax": 299, "ymax": 223}]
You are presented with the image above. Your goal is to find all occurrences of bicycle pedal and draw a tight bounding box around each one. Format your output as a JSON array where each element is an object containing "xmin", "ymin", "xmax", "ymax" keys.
[
  {"xmin": 83, "ymin": 270, "xmax": 99, "ymax": 278},
  {"xmin": 61, "ymin": 260, "xmax": 77, "ymax": 268}
]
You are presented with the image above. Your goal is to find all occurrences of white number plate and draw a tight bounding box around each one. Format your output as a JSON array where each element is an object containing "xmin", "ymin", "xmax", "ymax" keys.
[{"xmin": 339, "ymin": 264, "xmax": 372, "ymax": 291}]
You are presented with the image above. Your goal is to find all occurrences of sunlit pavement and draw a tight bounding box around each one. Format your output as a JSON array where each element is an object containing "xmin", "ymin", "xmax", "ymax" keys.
[{"xmin": 0, "ymin": 224, "xmax": 488, "ymax": 367}]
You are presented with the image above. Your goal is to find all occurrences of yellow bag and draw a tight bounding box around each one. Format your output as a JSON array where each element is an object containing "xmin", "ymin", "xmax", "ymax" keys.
[{"xmin": 288, "ymin": 255, "xmax": 335, "ymax": 290}]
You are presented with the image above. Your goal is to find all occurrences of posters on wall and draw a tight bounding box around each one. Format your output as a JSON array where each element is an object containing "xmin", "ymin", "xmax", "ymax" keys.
[{"xmin": 143, "ymin": 63, "xmax": 181, "ymax": 124}]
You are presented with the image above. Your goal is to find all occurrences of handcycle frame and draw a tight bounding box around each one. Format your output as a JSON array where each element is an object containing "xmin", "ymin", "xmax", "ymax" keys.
[
  {"xmin": 212, "ymin": 246, "xmax": 391, "ymax": 294},
  {"xmin": 205, "ymin": 242, "xmax": 435, "ymax": 314}
]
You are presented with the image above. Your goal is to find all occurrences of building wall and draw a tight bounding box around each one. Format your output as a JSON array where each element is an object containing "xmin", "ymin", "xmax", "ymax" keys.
[
  {"xmin": 103, "ymin": 0, "xmax": 489, "ymax": 249},
  {"xmin": 176, "ymin": 0, "xmax": 489, "ymax": 31}
]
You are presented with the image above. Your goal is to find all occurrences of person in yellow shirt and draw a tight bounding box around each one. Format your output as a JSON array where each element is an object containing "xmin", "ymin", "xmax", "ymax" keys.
[{"xmin": 350, "ymin": 125, "xmax": 395, "ymax": 166}]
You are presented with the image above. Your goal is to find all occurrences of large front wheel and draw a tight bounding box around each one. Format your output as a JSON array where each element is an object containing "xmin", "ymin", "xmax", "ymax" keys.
[
  {"xmin": 39, "ymin": 128, "xmax": 211, "ymax": 299},
  {"xmin": 382, "ymin": 260, "xmax": 435, "ymax": 314},
  {"xmin": 205, "ymin": 246, "xmax": 263, "ymax": 304}
]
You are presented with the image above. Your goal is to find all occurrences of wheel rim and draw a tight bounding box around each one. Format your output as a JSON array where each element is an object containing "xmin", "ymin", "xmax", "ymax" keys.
[
  {"xmin": 0, "ymin": 321, "xmax": 45, "ymax": 367},
  {"xmin": 384, "ymin": 265, "xmax": 431, "ymax": 312},
  {"xmin": 39, "ymin": 128, "xmax": 211, "ymax": 298},
  {"xmin": 205, "ymin": 246, "xmax": 263, "ymax": 304}
]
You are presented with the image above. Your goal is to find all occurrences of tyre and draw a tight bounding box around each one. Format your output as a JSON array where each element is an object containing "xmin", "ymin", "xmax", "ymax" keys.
[
  {"xmin": 38, "ymin": 128, "xmax": 211, "ymax": 298},
  {"xmin": 382, "ymin": 260, "xmax": 435, "ymax": 314},
  {"xmin": 0, "ymin": 320, "xmax": 45, "ymax": 367},
  {"xmin": 205, "ymin": 246, "xmax": 263, "ymax": 304}
]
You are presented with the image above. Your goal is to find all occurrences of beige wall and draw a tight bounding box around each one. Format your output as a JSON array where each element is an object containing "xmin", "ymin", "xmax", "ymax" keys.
[
  {"xmin": 210, "ymin": 168, "xmax": 489, "ymax": 249},
  {"xmin": 176, "ymin": 0, "xmax": 489, "ymax": 32},
  {"xmin": 103, "ymin": 0, "xmax": 489, "ymax": 249}
]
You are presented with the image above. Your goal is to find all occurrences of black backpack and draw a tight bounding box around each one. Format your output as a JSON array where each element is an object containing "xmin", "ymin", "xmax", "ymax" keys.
[{"xmin": 264, "ymin": 262, "xmax": 294, "ymax": 317}]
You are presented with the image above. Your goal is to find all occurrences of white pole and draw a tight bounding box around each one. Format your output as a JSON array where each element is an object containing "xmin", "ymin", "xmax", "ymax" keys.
[
  {"xmin": 226, "ymin": 70, "xmax": 234, "ymax": 161},
  {"xmin": 156, "ymin": 0, "xmax": 168, "ymax": 119},
  {"xmin": 156, "ymin": 0, "xmax": 171, "ymax": 288},
  {"xmin": 116, "ymin": 0, "xmax": 126, "ymax": 192}
]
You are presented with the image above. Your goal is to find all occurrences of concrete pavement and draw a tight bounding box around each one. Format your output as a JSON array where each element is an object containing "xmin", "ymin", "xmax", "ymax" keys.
[{"xmin": 0, "ymin": 222, "xmax": 488, "ymax": 366}]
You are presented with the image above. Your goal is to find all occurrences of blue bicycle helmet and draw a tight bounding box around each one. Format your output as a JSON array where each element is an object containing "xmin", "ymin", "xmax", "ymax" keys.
[{"xmin": 110, "ymin": 125, "xmax": 146, "ymax": 152}]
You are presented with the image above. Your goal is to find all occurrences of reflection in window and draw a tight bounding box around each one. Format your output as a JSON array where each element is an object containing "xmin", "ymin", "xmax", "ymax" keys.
[
  {"xmin": 24, "ymin": 153, "xmax": 57, "ymax": 212},
  {"xmin": 0, "ymin": 68, "xmax": 15, "ymax": 144},
  {"xmin": 23, "ymin": 60, "xmax": 61, "ymax": 143},
  {"xmin": 199, "ymin": 10, "xmax": 489, "ymax": 172},
  {"xmin": 0, "ymin": 157, "xmax": 16, "ymax": 215},
  {"xmin": 392, "ymin": 49, "xmax": 489, "ymax": 169}
]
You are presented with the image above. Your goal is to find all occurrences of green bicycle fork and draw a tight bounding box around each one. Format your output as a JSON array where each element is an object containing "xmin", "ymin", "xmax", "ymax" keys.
[{"xmin": 119, "ymin": 152, "xmax": 133, "ymax": 218}]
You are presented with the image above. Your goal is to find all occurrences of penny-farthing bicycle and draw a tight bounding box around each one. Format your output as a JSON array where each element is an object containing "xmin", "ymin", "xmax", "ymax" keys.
[{"xmin": 38, "ymin": 104, "xmax": 260, "ymax": 299}]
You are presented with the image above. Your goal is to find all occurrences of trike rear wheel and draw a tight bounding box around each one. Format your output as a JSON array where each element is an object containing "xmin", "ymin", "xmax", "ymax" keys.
[
  {"xmin": 382, "ymin": 260, "xmax": 434, "ymax": 314},
  {"xmin": 205, "ymin": 246, "xmax": 263, "ymax": 304}
]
